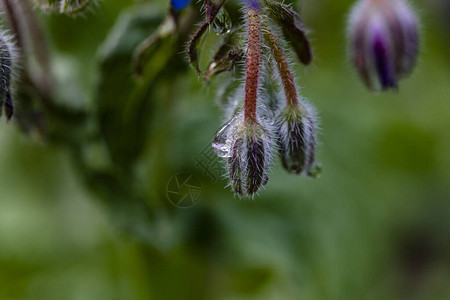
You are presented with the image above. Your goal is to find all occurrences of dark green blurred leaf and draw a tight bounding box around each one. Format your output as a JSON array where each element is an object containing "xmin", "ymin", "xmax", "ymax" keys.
[{"xmin": 96, "ymin": 4, "xmax": 164, "ymax": 168}]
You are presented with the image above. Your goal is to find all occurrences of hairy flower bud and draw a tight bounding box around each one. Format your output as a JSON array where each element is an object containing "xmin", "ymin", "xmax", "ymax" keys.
[
  {"xmin": 277, "ymin": 103, "xmax": 316, "ymax": 175},
  {"xmin": 0, "ymin": 32, "xmax": 16, "ymax": 121},
  {"xmin": 348, "ymin": 0, "xmax": 419, "ymax": 91},
  {"xmin": 228, "ymin": 122, "xmax": 271, "ymax": 197},
  {"xmin": 212, "ymin": 111, "xmax": 272, "ymax": 197}
]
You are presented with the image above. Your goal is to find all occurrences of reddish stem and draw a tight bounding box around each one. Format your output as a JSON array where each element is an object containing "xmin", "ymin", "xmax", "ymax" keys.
[
  {"xmin": 263, "ymin": 24, "xmax": 298, "ymax": 108},
  {"xmin": 244, "ymin": 9, "xmax": 261, "ymax": 123}
]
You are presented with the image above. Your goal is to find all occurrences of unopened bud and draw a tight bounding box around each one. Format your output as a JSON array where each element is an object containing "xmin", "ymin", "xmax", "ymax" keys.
[
  {"xmin": 228, "ymin": 121, "xmax": 271, "ymax": 196},
  {"xmin": 348, "ymin": 0, "xmax": 419, "ymax": 91},
  {"xmin": 277, "ymin": 103, "xmax": 317, "ymax": 175},
  {"xmin": 0, "ymin": 33, "xmax": 17, "ymax": 121},
  {"xmin": 212, "ymin": 111, "xmax": 272, "ymax": 197}
]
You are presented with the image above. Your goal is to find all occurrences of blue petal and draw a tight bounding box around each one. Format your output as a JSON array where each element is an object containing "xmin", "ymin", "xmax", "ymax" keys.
[
  {"xmin": 242, "ymin": 0, "xmax": 261, "ymax": 11},
  {"xmin": 373, "ymin": 34, "xmax": 397, "ymax": 90},
  {"xmin": 171, "ymin": 0, "xmax": 192, "ymax": 11}
]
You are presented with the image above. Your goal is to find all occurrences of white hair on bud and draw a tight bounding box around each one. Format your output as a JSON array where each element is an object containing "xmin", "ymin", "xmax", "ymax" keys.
[
  {"xmin": 275, "ymin": 97, "xmax": 318, "ymax": 175},
  {"xmin": 222, "ymin": 117, "xmax": 273, "ymax": 198},
  {"xmin": 0, "ymin": 26, "xmax": 20, "ymax": 120}
]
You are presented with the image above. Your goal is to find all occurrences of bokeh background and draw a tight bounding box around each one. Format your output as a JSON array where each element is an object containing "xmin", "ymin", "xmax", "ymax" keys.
[{"xmin": 0, "ymin": 0, "xmax": 449, "ymax": 299}]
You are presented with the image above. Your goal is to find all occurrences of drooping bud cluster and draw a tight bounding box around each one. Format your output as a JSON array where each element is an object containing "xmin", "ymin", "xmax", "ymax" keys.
[
  {"xmin": 205, "ymin": 0, "xmax": 318, "ymax": 197},
  {"xmin": 185, "ymin": 0, "xmax": 424, "ymax": 197},
  {"xmin": 34, "ymin": 0, "xmax": 97, "ymax": 16},
  {"xmin": 211, "ymin": 5, "xmax": 273, "ymax": 197},
  {"xmin": 0, "ymin": 30, "xmax": 17, "ymax": 121},
  {"xmin": 348, "ymin": 0, "xmax": 419, "ymax": 91}
]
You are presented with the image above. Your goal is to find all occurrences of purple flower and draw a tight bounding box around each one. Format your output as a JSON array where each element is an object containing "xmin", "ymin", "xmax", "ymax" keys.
[
  {"xmin": 242, "ymin": 0, "xmax": 261, "ymax": 11},
  {"xmin": 348, "ymin": 0, "xmax": 419, "ymax": 91}
]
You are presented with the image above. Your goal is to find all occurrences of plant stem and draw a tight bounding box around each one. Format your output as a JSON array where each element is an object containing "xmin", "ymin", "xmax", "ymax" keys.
[
  {"xmin": 263, "ymin": 22, "xmax": 298, "ymax": 108},
  {"xmin": 244, "ymin": 8, "xmax": 261, "ymax": 122}
]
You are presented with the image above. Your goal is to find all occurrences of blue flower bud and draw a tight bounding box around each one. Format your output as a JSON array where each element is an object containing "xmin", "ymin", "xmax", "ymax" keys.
[
  {"xmin": 277, "ymin": 103, "xmax": 317, "ymax": 175},
  {"xmin": 348, "ymin": 0, "xmax": 419, "ymax": 91},
  {"xmin": 242, "ymin": 0, "xmax": 261, "ymax": 11},
  {"xmin": 171, "ymin": 0, "xmax": 192, "ymax": 12}
]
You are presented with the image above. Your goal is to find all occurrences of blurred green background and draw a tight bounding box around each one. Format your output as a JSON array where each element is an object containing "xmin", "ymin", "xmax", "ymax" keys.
[{"xmin": 0, "ymin": 0, "xmax": 449, "ymax": 299}]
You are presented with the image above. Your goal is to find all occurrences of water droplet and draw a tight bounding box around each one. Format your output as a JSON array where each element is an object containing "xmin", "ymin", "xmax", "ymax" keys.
[
  {"xmin": 212, "ymin": 126, "xmax": 231, "ymax": 158},
  {"xmin": 213, "ymin": 8, "xmax": 232, "ymax": 35},
  {"xmin": 212, "ymin": 113, "xmax": 243, "ymax": 158}
]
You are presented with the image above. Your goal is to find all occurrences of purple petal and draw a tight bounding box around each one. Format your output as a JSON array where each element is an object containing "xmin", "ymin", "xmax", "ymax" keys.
[
  {"xmin": 373, "ymin": 32, "xmax": 397, "ymax": 90},
  {"xmin": 242, "ymin": 0, "xmax": 261, "ymax": 11}
]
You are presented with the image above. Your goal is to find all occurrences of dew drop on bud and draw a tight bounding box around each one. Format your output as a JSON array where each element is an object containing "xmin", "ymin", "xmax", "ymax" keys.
[
  {"xmin": 212, "ymin": 113, "xmax": 243, "ymax": 158},
  {"xmin": 212, "ymin": 125, "xmax": 232, "ymax": 158},
  {"xmin": 225, "ymin": 121, "xmax": 272, "ymax": 197},
  {"xmin": 213, "ymin": 8, "xmax": 232, "ymax": 36}
]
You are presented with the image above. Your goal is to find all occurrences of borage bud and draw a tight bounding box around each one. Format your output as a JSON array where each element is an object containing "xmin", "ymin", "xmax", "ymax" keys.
[
  {"xmin": 348, "ymin": 0, "xmax": 419, "ymax": 91},
  {"xmin": 212, "ymin": 111, "xmax": 272, "ymax": 197},
  {"xmin": 228, "ymin": 121, "xmax": 271, "ymax": 197},
  {"xmin": 0, "ymin": 32, "xmax": 17, "ymax": 121},
  {"xmin": 277, "ymin": 102, "xmax": 317, "ymax": 175}
]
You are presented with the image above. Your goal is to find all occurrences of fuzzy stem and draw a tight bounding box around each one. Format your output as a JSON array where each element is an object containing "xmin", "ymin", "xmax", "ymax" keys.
[
  {"xmin": 244, "ymin": 8, "xmax": 261, "ymax": 123},
  {"xmin": 263, "ymin": 22, "xmax": 298, "ymax": 108}
]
